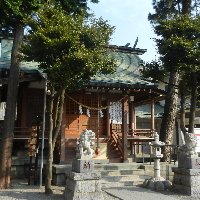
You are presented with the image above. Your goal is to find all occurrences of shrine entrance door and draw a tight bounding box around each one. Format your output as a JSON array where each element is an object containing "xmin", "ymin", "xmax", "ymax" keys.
[{"xmin": 65, "ymin": 97, "xmax": 105, "ymax": 138}]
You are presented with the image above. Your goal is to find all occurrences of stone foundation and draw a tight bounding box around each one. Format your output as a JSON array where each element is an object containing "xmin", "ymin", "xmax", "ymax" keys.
[
  {"xmin": 178, "ymin": 156, "xmax": 200, "ymax": 169},
  {"xmin": 172, "ymin": 167, "xmax": 200, "ymax": 196},
  {"xmin": 65, "ymin": 157, "xmax": 104, "ymax": 200},
  {"xmin": 65, "ymin": 171, "xmax": 103, "ymax": 200}
]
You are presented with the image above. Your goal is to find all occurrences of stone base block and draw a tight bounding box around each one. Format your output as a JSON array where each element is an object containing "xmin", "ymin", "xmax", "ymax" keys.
[
  {"xmin": 52, "ymin": 164, "xmax": 72, "ymax": 186},
  {"xmin": 173, "ymin": 183, "xmax": 200, "ymax": 196},
  {"xmin": 65, "ymin": 188, "xmax": 104, "ymax": 200},
  {"xmin": 66, "ymin": 171, "xmax": 101, "ymax": 181},
  {"xmin": 72, "ymin": 159, "xmax": 94, "ymax": 173},
  {"xmin": 172, "ymin": 167, "xmax": 200, "ymax": 196},
  {"xmin": 65, "ymin": 171, "xmax": 103, "ymax": 200},
  {"xmin": 178, "ymin": 155, "xmax": 200, "ymax": 169}
]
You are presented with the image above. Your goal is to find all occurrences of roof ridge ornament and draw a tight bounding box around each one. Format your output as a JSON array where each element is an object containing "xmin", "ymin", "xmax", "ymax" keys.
[{"xmin": 133, "ymin": 37, "xmax": 138, "ymax": 49}]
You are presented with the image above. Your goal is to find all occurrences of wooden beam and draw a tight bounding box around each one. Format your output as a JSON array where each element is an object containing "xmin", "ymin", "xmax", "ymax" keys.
[
  {"xmin": 0, "ymin": 74, "xmax": 40, "ymax": 84},
  {"xmin": 105, "ymin": 99, "xmax": 110, "ymax": 137},
  {"xmin": 122, "ymin": 95, "xmax": 129, "ymax": 163},
  {"xmin": 129, "ymin": 101, "xmax": 134, "ymax": 132}
]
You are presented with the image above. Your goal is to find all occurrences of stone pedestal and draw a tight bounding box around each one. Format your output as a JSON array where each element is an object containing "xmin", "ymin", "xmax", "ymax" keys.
[
  {"xmin": 65, "ymin": 158, "xmax": 104, "ymax": 200},
  {"xmin": 154, "ymin": 158, "xmax": 161, "ymax": 179},
  {"xmin": 72, "ymin": 159, "xmax": 94, "ymax": 173},
  {"xmin": 65, "ymin": 171, "xmax": 103, "ymax": 200},
  {"xmin": 172, "ymin": 155, "xmax": 200, "ymax": 196},
  {"xmin": 172, "ymin": 167, "xmax": 200, "ymax": 196}
]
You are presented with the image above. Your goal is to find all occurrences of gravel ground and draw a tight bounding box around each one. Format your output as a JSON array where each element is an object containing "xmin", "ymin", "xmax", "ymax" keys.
[
  {"xmin": 1, "ymin": 179, "xmax": 200, "ymax": 200},
  {"xmin": 0, "ymin": 179, "xmax": 119, "ymax": 200}
]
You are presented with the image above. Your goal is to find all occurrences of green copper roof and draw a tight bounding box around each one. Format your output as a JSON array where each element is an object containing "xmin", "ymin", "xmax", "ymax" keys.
[
  {"xmin": 0, "ymin": 39, "xmax": 155, "ymax": 88},
  {"xmin": 89, "ymin": 51, "xmax": 155, "ymax": 88},
  {"xmin": 0, "ymin": 38, "xmax": 39, "ymax": 73}
]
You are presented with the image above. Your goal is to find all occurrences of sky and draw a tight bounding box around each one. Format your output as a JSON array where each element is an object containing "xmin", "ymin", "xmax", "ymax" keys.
[{"xmin": 87, "ymin": 0, "xmax": 157, "ymax": 63}]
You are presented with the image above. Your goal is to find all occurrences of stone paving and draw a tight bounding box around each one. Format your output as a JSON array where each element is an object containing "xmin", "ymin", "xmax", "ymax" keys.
[
  {"xmin": 103, "ymin": 185, "xmax": 200, "ymax": 200},
  {"xmin": 103, "ymin": 186, "xmax": 180, "ymax": 200}
]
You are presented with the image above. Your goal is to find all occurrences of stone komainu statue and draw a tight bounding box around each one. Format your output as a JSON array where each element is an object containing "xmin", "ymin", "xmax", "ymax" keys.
[
  {"xmin": 76, "ymin": 129, "xmax": 95, "ymax": 159},
  {"xmin": 179, "ymin": 132, "xmax": 198, "ymax": 156}
]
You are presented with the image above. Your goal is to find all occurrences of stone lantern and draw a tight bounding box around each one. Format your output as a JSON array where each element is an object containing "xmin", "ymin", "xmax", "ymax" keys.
[
  {"xmin": 150, "ymin": 132, "xmax": 165, "ymax": 180},
  {"xmin": 143, "ymin": 132, "xmax": 172, "ymax": 191}
]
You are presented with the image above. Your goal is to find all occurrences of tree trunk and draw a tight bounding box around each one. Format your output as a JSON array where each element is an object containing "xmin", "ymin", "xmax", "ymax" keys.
[
  {"xmin": 160, "ymin": 72, "xmax": 179, "ymax": 162},
  {"xmin": 180, "ymin": 87, "xmax": 186, "ymax": 135},
  {"xmin": 182, "ymin": 0, "xmax": 192, "ymax": 14},
  {"xmin": 188, "ymin": 72, "xmax": 197, "ymax": 133},
  {"xmin": 0, "ymin": 23, "xmax": 24, "ymax": 189},
  {"xmin": 45, "ymin": 92, "xmax": 54, "ymax": 194},
  {"xmin": 45, "ymin": 88, "xmax": 65, "ymax": 194},
  {"xmin": 52, "ymin": 89, "xmax": 65, "ymax": 150}
]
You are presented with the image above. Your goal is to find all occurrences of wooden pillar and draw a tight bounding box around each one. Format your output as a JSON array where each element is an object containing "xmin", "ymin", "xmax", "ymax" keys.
[
  {"xmin": 129, "ymin": 101, "xmax": 134, "ymax": 155},
  {"xmin": 105, "ymin": 99, "xmax": 110, "ymax": 137},
  {"xmin": 129, "ymin": 101, "xmax": 134, "ymax": 133},
  {"xmin": 151, "ymin": 99, "xmax": 155, "ymax": 132},
  {"xmin": 122, "ymin": 95, "xmax": 129, "ymax": 163},
  {"xmin": 133, "ymin": 105, "xmax": 136, "ymax": 155},
  {"xmin": 133, "ymin": 105, "xmax": 136, "ymax": 130},
  {"xmin": 59, "ymin": 102, "xmax": 66, "ymax": 164}
]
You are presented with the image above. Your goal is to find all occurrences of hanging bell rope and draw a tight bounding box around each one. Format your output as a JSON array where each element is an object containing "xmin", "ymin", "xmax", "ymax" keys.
[{"xmin": 65, "ymin": 93, "xmax": 128, "ymax": 110}]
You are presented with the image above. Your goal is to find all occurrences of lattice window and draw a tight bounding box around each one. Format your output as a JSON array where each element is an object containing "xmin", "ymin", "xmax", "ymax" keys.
[
  {"xmin": 82, "ymin": 99, "xmax": 98, "ymax": 116},
  {"xmin": 66, "ymin": 99, "xmax": 79, "ymax": 114},
  {"xmin": 66, "ymin": 98, "xmax": 99, "ymax": 116}
]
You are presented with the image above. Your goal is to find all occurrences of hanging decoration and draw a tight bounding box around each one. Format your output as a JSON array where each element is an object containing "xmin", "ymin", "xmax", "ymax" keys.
[
  {"xmin": 65, "ymin": 93, "xmax": 128, "ymax": 110},
  {"xmin": 99, "ymin": 110, "xmax": 104, "ymax": 118},
  {"xmin": 86, "ymin": 108, "xmax": 90, "ymax": 117},
  {"xmin": 79, "ymin": 105, "xmax": 83, "ymax": 115},
  {"xmin": 109, "ymin": 101, "xmax": 122, "ymax": 124}
]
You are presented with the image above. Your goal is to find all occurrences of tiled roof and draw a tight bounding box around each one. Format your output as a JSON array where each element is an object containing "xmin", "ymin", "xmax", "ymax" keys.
[
  {"xmin": 136, "ymin": 103, "xmax": 164, "ymax": 118},
  {"xmin": 0, "ymin": 38, "xmax": 39, "ymax": 73},
  {"xmin": 89, "ymin": 51, "xmax": 156, "ymax": 88},
  {"xmin": 0, "ymin": 39, "xmax": 156, "ymax": 89}
]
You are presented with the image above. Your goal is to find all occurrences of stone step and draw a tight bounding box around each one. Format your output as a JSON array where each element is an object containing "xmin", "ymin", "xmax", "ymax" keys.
[
  {"xmin": 94, "ymin": 163, "xmax": 142, "ymax": 171},
  {"xmin": 101, "ymin": 174, "xmax": 149, "ymax": 182},
  {"xmin": 99, "ymin": 169, "xmax": 145, "ymax": 176},
  {"xmin": 94, "ymin": 163, "xmax": 149, "ymax": 188},
  {"xmin": 101, "ymin": 180, "xmax": 144, "ymax": 187}
]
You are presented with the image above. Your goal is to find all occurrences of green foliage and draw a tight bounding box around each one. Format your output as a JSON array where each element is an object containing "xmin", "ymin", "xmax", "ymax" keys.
[
  {"xmin": 20, "ymin": 3, "xmax": 116, "ymax": 91},
  {"xmin": 140, "ymin": 60, "xmax": 166, "ymax": 82},
  {"xmin": 154, "ymin": 14, "xmax": 200, "ymax": 72},
  {"xmin": 149, "ymin": 0, "xmax": 199, "ymax": 24},
  {"xmin": 0, "ymin": 0, "xmax": 98, "ymax": 36},
  {"xmin": 55, "ymin": 0, "xmax": 99, "ymax": 15},
  {"xmin": 142, "ymin": 14, "xmax": 200, "ymax": 87},
  {"xmin": 0, "ymin": 0, "xmax": 41, "ymax": 35},
  {"xmin": 148, "ymin": 0, "xmax": 181, "ymax": 23}
]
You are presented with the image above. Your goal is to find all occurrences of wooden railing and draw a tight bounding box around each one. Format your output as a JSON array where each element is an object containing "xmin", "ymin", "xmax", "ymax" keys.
[
  {"xmin": 110, "ymin": 123, "xmax": 155, "ymax": 156},
  {"xmin": 128, "ymin": 129, "xmax": 154, "ymax": 138},
  {"xmin": 110, "ymin": 130, "xmax": 123, "ymax": 156},
  {"xmin": 0, "ymin": 127, "xmax": 48, "ymax": 139},
  {"xmin": 111, "ymin": 123, "xmax": 154, "ymax": 138},
  {"xmin": 14, "ymin": 127, "xmax": 33, "ymax": 138}
]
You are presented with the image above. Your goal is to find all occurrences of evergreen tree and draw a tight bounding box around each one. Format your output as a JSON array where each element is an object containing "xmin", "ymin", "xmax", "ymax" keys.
[
  {"xmin": 20, "ymin": 3, "xmax": 116, "ymax": 194},
  {"xmin": 142, "ymin": 0, "xmax": 199, "ymax": 161},
  {"xmin": 0, "ymin": 0, "xmax": 98, "ymax": 189}
]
